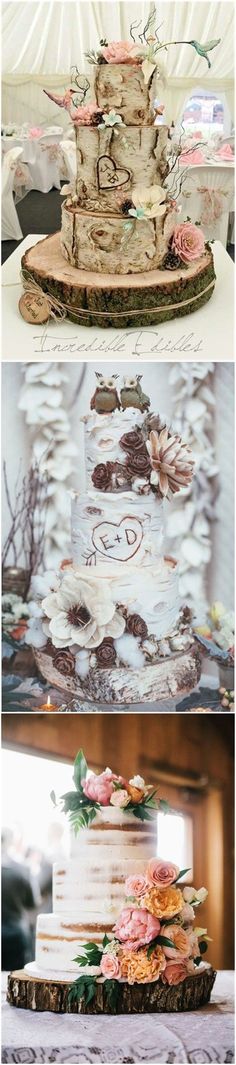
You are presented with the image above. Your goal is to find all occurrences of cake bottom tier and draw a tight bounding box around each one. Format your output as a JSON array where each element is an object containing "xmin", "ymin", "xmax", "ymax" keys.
[
  {"xmin": 8, "ymin": 965, "xmax": 216, "ymax": 1013},
  {"xmin": 21, "ymin": 233, "xmax": 215, "ymax": 329},
  {"xmin": 34, "ymin": 644, "xmax": 201, "ymax": 704},
  {"xmin": 35, "ymin": 912, "xmax": 114, "ymax": 974}
]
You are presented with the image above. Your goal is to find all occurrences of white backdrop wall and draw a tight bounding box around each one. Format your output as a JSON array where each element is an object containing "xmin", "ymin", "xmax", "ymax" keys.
[
  {"xmin": 2, "ymin": 1, "xmax": 234, "ymax": 128},
  {"xmin": 2, "ymin": 361, "xmax": 234, "ymax": 612}
]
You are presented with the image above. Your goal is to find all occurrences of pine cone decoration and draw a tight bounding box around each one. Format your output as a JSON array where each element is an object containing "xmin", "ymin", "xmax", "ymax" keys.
[
  {"xmin": 91, "ymin": 110, "xmax": 104, "ymax": 126},
  {"xmin": 162, "ymin": 250, "xmax": 182, "ymax": 270},
  {"xmin": 146, "ymin": 428, "xmax": 194, "ymax": 497},
  {"xmin": 121, "ymin": 199, "xmax": 134, "ymax": 215}
]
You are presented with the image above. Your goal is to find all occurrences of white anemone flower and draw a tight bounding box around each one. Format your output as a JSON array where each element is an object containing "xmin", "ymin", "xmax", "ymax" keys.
[
  {"xmin": 42, "ymin": 573, "xmax": 125, "ymax": 650},
  {"xmin": 132, "ymin": 184, "xmax": 167, "ymax": 219}
]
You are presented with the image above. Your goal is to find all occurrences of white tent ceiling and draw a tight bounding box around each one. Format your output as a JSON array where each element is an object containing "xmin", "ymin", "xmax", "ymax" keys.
[{"xmin": 2, "ymin": 1, "xmax": 234, "ymax": 126}]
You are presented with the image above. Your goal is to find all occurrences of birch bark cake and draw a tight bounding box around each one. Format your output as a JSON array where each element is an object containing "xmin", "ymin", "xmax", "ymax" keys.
[
  {"xmin": 28, "ymin": 373, "xmax": 201, "ymax": 704},
  {"xmin": 16, "ymin": 749, "xmax": 216, "ymax": 1013},
  {"xmin": 21, "ymin": 17, "xmax": 219, "ymax": 326}
]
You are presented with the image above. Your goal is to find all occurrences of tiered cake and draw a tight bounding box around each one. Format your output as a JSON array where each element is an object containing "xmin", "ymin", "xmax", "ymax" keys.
[
  {"xmin": 17, "ymin": 751, "xmax": 216, "ymax": 1014},
  {"xmin": 21, "ymin": 23, "xmax": 217, "ymax": 327},
  {"xmin": 29, "ymin": 373, "xmax": 201, "ymax": 704}
]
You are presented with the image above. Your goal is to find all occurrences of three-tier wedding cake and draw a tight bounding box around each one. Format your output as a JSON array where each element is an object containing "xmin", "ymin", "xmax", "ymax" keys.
[
  {"xmin": 28, "ymin": 372, "xmax": 201, "ymax": 705},
  {"xmin": 21, "ymin": 14, "xmax": 218, "ymax": 327}
]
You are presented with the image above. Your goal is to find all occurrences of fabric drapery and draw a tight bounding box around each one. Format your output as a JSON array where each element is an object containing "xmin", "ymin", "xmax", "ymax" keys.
[{"xmin": 2, "ymin": 1, "xmax": 234, "ymax": 128}]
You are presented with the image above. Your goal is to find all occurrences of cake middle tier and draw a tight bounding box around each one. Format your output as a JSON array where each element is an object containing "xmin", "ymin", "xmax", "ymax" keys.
[
  {"xmin": 75, "ymin": 125, "xmax": 169, "ymax": 212},
  {"xmin": 61, "ymin": 201, "xmax": 175, "ymax": 273},
  {"xmin": 71, "ymin": 489, "xmax": 164, "ymax": 566}
]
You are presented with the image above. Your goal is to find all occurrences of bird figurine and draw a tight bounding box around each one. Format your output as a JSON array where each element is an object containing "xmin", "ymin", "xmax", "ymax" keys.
[
  {"xmin": 43, "ymin": 88, "xmax": 75, "ymax": 112},
  {"xmin": 120, "ymin": 375, "xmax": 150, "ymax": 412},
  {"xmin": 90, "ymin": 373, "xmax": 120, "ymax": 414}
]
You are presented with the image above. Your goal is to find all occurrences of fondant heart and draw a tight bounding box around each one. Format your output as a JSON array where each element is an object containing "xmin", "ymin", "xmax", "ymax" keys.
[
  {"xmin": 97, "ymin": 155, "xmax": 131, "ymax": 191},
  {"xmin": 92, "ymin": 516, "xmax": 143, "ymax": 562}
]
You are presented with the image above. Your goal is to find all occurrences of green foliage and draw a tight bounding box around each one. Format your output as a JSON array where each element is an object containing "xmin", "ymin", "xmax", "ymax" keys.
[
  {"xmin": 102, "ymin": 933, "xmax": 111, "ymax": 948},
  {"xmin": 199, "ymin": 940, "xmax": 208, "ymax": 954},
  {"xmin": 73, "ymin": 749, "xmax": 88, "ymax": 791},
  {"xmin": 50, "ymin": 790, "xmax": 56, "ymax": 807},
  {"xmin": 73, "ymin": 941, "xmax": 102, "ymax": 968},
  {"xmin": 67, "ymin": 975, "xmax": 96, "ymax": 1006},
  {"xmin": 147, "ymin": 934, "xmax": 177, "ymax": 958},
  {"xmin": 174, "ymin": 868, "xmax": 191, "ymax": 882},
  {"xmin": 158, "ymin": 799, "xmax": 169, "ymax": 814},
  {"xmin": 103, "ymin": 979, "xmax": 120, "ymax": 1010}
]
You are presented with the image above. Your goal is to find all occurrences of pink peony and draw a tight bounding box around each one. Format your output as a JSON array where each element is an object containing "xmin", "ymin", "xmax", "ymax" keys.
[
  {"xmin": 146, "ymin": 858, "xmax": 179, "ymax": 889},
  {"xmin": 162, "ymin": 923, "xmax": 191, "ymax": 960},
  {"xmin": 72, "ymin": 103, "xmax": 102, "ymax": 126},
  {"xmin": 82, "ymin": 771, "xmax": 114, "ymax": 805},
  {"xmin": 101, "ymin": 41, "xmax": 139, "ymax": 64},
  {"xmin": 100, "ymin": 952, "xmax": 120, "ymax": 978},
  {"xmin": 171, "ymin": 222, "xmax": 205, "ymax": 263},
  {"xmin": 125, "ymin": 874, "xmax": 147, "ymax": 898},
  {"xmin": 113, "ymin": 905, "xmax": 160, "ymax": 952},
  {"xmin": 163, "ymin": 961, "xmax": 192, "ymax": 986},
  {"xmin": 110, "ymin": 789, "xmax": 130, "ymax": 808}
]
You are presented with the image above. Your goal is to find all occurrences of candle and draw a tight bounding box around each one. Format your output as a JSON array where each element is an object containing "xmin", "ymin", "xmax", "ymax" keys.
[{"xmin": 38, "ymin": 694, "xmax": 59, "ymax": 712}]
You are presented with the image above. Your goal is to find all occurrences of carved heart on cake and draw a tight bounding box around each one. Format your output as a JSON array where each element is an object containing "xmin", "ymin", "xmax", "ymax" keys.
[
  {"xmin": 92, "ymin": 516, "xmax": 143, "ymax": 561},
  {"xmin": 97, "ymin": 155, "xmax": 131, "ymax": 191}
]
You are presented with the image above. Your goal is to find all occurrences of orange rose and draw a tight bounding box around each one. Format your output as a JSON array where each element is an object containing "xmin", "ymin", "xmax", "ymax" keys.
[
  {"xmin": 143, "ymin": 886, "xmax": 183, "ymax": 919},
  {"xmin": 120, "ymin": 946, "xmax": 166, "ymax": 985},
  {"xmin": 126, "ymin": 784, "xmax": 145, "ymax": 804}
]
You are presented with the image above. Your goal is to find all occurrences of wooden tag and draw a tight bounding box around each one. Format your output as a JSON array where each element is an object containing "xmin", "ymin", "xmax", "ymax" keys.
[{"xmin": 19, "ymin": 291, "xmax": 50, "ymax": 324}]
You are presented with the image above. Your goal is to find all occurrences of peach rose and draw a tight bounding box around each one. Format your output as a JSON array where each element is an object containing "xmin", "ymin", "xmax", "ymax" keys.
[
  {"xmin": 127, "ymin": 783, "xmax": 145, "ymax": 803},
  {"xmin": 113, "ymin": 905, "xmax": 160, "ymax": 951},
  {"xmin": 162, "ymin": 923, "xmax": 191, "ymax": 959},
  {"xmin": 125, "ymin": 874, "xmax": 147, "ymax": 898},
  {"xmin": 146, "ymin": 858, "xmax": 179, "ymax": 888},
  {"xmin": 82, "ymin": 770, "xmax": 114, "ymax": 805},
  {"xmin": 120, "ymin": 946, "xmax": 166, "ymax": 985},
  {"xmin": 101, "ymin": 41, "xmax": 140, "ymax": 64},
  {"xmin": 171, "ymin": 222, "xmax": 205, "ymax": 263},
  {"xmin": 163, "ymin": 960, "xmax": 193, "ymax": 986},
  {"xmin": 100, "ymin": 952, "xmax": 120, "ymax": 978},
  {"xmin": 110, "ymin": 789, "xmax": 130, "ymax": 808},
  {"xmin": 143, "ymin": 886, "xmax": 183, "ymax": 920}
]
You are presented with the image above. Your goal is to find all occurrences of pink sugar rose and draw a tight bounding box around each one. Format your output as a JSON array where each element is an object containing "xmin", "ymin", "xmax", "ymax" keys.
[
  {"xmin": 146, "ymin": 858, "xmax": 179, "ymax": 889},
  {"xmin": 163, "ymin": 960, "xmax": 192, "ymax": 986},
  {"xmin": 72, "ymin": 103, "xmax": 101, "ymax": 126},
  {"xmin": 82, "ymin": 771, "xmax": 114, "ymax": 805},
  {"xmin": 113, "ymin": 905, "xmax": 161, "ymax": 952},
  {"xmin": 100, "ymin": 953, "xmax": 120, "ymax": 978},
  {"xmin": 110, "ymin": 789, "xmax": 130, "ymax": 808},
  {"xmin": 101, "ymin": 41, "xmax": 139, "ymax": 64},
  {"xmin": 171, "ymin": 222, "xmax": 205, "ymax": 263},
  {"xmin": 162, "ymin": 923, "xmax": 191, "ymax": 960},
  {"xmin": 125, "ymin": 874, "xmax": 147, "ymax": 898}
]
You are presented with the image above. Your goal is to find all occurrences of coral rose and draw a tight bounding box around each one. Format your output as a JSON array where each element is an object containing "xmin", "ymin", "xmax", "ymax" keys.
[
  {"xmin": 82, "ymin": 770, "xmax": 114, "ymax": 805},
  {"xmin": 146, "ymin": 858, "xmax": 179, "ymax": 888},
  {"xmin": 143, "ymin": 886, "xmax": 183, "ymax": 919},
  {"xmin": 110, "ymin": 789, "xmax": 130, "ymax": 808},
  {"xmin": 113, "ymin": 905, "xmax": 160, "ymax": 951},
  {"xmin": 162, "ymin": 923, "xmax": 191, "ymax": 959},
  {"xmin": 100, "ymin": 953, "xmax": 120, "ymax": 978},
  {"xmin": 101, "ymin": 41, "xmax": 139, "ymax": 64},
  {"xmin": 120, "ymin": 946, "xmax": 166, "ymax": 985},
  {"xmin": 125, "ymin": 874, "xmax": 147, "ymax": 898},
  {"xmin": 163, "ymin": 960, "xmax": 194, "ymax": 986},
  {"xmin": 171, "ymin": 222, "xmax": 205, "ymax": 263}
]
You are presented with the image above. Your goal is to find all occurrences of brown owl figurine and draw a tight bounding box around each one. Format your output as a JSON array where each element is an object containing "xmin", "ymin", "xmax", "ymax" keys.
[
  {"xmin": 90, "ymin": 373, "xmax": 120, "ymax": 414},
  {"xmin": 120, "ymin": 375, "xmax": 150, "ymax": 412}
]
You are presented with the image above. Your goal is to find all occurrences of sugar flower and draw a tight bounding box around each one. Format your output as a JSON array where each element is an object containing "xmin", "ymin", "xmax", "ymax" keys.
[
  {"xmin": 132, "ymin": 185, "xmax": 167, "ymax": 219},
  {"xmin": 42, "ymin": 572, "xmax": 125, "ymax": 650},
  {"xmin": 146, "ymin": 428, "xmax": 194, "ymax": 497},
  {"xmin": 171, "ymin": 222, "xmax": 205, "ymax": 263}
]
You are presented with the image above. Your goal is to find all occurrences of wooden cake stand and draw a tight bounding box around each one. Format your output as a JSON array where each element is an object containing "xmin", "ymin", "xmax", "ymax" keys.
[
  {"xmin": 21, "ymin": 234, "xmax": 216, "ymax": 329},
  {"xmin": 7, "ymin": 965, "xmax": 216, "ymax": 1014},
  {"xmin": 34, "ymin": 644, "xmax": 202, "ymax": 705}
]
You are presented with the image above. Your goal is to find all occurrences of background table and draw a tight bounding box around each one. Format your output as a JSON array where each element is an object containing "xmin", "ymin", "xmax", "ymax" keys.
[
  {"xmin": 1, "ymin": 130, "xmax": 63, "ymax": 192},
  {"xmin": 1, "ymin": 971, "xmax": 234, "ymax": 1063},
  {"xmin": 179, "ymin": 163, "xmax": 235, "ymax": 246},
  {"xmin": 2, "ymin": 236, "xmax": 234, "ymax": 361}
]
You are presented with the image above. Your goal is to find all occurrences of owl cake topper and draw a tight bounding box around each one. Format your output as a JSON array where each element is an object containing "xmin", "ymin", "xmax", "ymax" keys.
[{"xmin": 90, "ymin": 373, "xmax": 120, "ymax": 413}]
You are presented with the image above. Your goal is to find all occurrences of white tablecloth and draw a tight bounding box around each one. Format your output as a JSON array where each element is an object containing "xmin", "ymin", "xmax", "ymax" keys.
[
  {"xmin": 2, "ymin": 236, "xmax": 234, "ymax": 361},
  {"xmin": 178, "ymin": 163, "xmax": 235, "ymax": 247},
  {"xmin": 1, "ymin": 971, "xmax": 234, "ymax": 1063}
]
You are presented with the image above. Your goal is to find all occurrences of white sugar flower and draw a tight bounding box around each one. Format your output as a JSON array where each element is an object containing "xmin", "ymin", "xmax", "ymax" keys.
[
  {"xmin": 42, "ymin": 572, "xmax": 125, "ymax": 650},
  {"xmin": 132, "ymin": 184, "xmax": 167, "ymax": 219},
  {"xmin": 129, "ymin": 775, "xmax": 145, "ymax": 789}
]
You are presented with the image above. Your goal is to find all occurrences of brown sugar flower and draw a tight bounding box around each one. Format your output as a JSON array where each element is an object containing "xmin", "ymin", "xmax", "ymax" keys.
[
  {"xmin": 95, "ymin": 637, "xmax": 116, "ymax": 667},
  {"xmin": 146, "ymin": 429, "xmax": 194, "ymax": 497},
  {"xmin": 125, "ymin": 451, "xmax": 151, "ymax": 478},
  {"xmin": 92, "ymin": 462, "xmax": 114, "ymax": 491},
  {"xmin": 120, "ymin": 429, "xmax": 144, "ymax": 453},
  {"xmin": 126, "ymin": 613, "xmax": 148, "ymax": 639},
  {"xmin": 53, "ymin": 649, "xmax": 75, "ymax": 676}
]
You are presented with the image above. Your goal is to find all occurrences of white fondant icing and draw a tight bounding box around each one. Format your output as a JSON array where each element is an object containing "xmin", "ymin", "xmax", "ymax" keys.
[
  {"xmin": 83, "ymin": 408, "xmax": 144, "ymax": 487},
  {"xmin": 71, "ymin": 490, "xmax": 164, "ymax": 567}
]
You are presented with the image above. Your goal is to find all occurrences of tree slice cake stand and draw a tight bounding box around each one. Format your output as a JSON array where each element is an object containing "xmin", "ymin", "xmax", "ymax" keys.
[
  {"xmin": 33, "ymin": 644, "xmax": 202, "ymax": 706},
  {"xmin": 7, "ymin": 965, "xmax": 216, "ymax": 1014},
  {"xmin": 21, "ymin": 234, "xmax": 216, "ymax": 329}
]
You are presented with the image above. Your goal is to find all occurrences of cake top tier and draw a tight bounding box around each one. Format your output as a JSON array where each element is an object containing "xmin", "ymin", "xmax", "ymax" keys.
[{"xmin": 93, "ymin": 60, "xmax": 157, "ymax": 126}]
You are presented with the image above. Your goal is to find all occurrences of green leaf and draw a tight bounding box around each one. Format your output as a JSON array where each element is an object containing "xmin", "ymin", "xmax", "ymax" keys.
[
  {"xmin": 158, "ymin": 799, "xmax": 169, "ymax": 813},
  {"xmin": 67, "ymin": 974, "xmax": 96, "ymax": 1006},
  {"xmin": 132, "ymin": 805, "xmax": 155, "ymax": 822},
  {"xmin": 73, "ymin": 749, "xmax": 88, "ymax": 791},
  {"xmin": 73, "ymin": 941, "xmax": 102, "ymax": 967},
  {"xmin": 199, "ymin": 940, "xmax": 208, "ymax": 954},
  {"xmin": 194, "ymin": 955, "xmax": 202, "ymax": 966},
  {"xmin": 174, "ymin": 868, "xmax": 191, "ymax": 882},
  {"xmin": 102, "ymin": 933, "xmax": 111, "ymax": 948},
  {"xmin": 50, "ymin": 790, "xmax": 56, "ymax": 807},
  {"xmin": 103, "ymin": 979, "xmax": 120, "ymax": 1011}
]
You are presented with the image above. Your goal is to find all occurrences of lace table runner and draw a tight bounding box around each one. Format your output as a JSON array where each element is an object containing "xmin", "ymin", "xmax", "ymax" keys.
[{"xmin": 2, "ymin": 971, "xmax": 234, "ymax": 1063}]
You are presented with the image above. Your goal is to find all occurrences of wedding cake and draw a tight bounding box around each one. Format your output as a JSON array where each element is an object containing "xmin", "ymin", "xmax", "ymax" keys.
[
  {"xmin": 21, "ymin": 15, "xmax": 219, "ymax": 327},
  {"xmin": 29, "ymin": 373, "xmax": 202, "ymax": 704},
  {"xmin": 23, "ymin": 751, "xmax": 215, "ymax": 1013}
]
